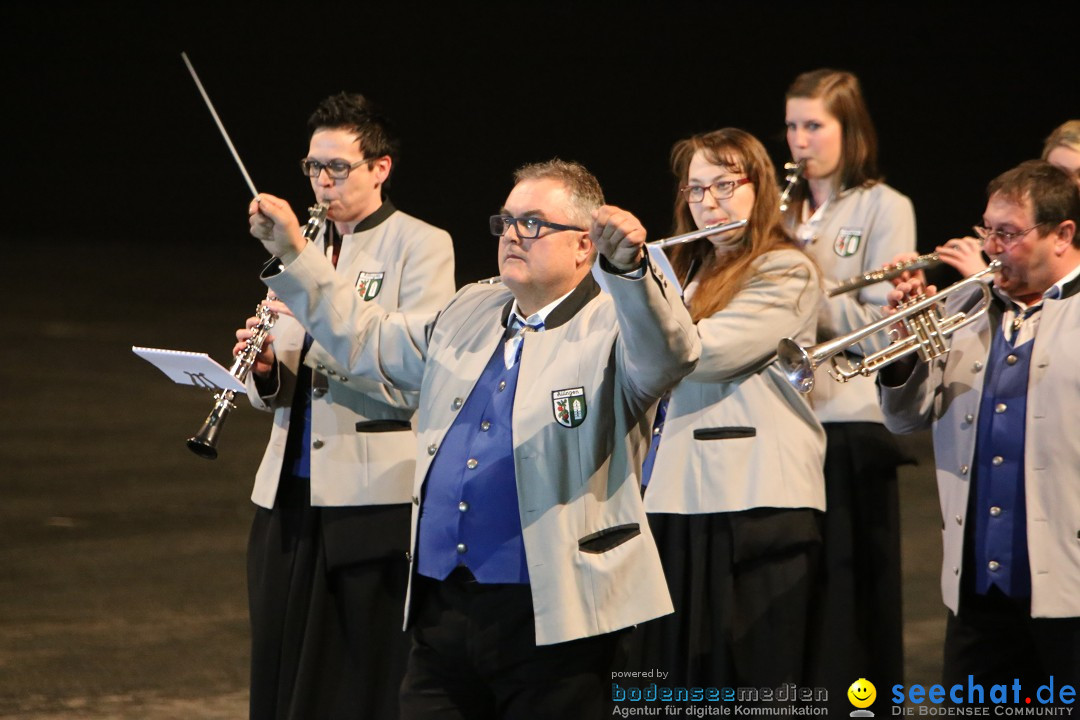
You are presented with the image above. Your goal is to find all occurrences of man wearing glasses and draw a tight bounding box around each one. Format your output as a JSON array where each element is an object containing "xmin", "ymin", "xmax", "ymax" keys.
[
  {"xmin": 250, "ymin": 158, "xmax": 699, "ymax": 718},
  {"xmin": 235, "ymin": 92, "xmax": 454, "ymax": 720},
  {"xmin": 879, "ymin": 160, "xmax": 1080, "ymax": 691}
]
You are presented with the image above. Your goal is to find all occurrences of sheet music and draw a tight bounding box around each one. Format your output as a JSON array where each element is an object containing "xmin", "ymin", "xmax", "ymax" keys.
[{"xmin": 132, "ymin": 346, "xmax": 246, "ymax": 393}]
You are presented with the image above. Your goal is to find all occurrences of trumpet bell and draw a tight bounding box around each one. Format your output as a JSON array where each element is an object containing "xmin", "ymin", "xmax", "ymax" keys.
[{"xmin": 777, "ymin": 338, "xmax": 817, "ymax": 393}]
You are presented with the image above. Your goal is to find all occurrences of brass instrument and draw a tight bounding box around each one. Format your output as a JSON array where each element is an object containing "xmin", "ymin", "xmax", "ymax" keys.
[
  {"xmin": 778, "ymin": 159, "xmax": 805, "ymax": 213},
  {"xmin": 827, "ymin": 252, "xmax": 943, "ymax": 297},
  {"xmin": 778, "ymin": 260, "xmax": 1001, "ymax": 393},
  {"xmin": 187, "ymin": 202, "xmax": 330, "ymax": 458},
  {"xmin": 647, "ymin": 219, "xmax": 748, "ymax": 249}
]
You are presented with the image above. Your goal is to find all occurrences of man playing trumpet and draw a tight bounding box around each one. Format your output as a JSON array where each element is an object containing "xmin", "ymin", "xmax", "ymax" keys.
[{"xmin": 879, "ymin": 160, "xmax": 1080, "ymax": 690}]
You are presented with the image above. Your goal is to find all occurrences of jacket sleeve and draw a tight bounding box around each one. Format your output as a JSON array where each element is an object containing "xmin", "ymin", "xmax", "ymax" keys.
[
  {"xmin": 688, "ymin": 251, "xmax": 820, "ymax": 384},
  {"xmin": 877, "ymin": 357, "xmax": 934, "ymax": 434},
  {"xmin": 302, "ymin": 226, "xmax": 455, "ymax": 407},
  {"xmin": 263, "ymin": 241, "xmax": 437, "ymax": 393},
  {"xmin": 603, "ymin": 256, "xmax": 700, "ymax": 416}
]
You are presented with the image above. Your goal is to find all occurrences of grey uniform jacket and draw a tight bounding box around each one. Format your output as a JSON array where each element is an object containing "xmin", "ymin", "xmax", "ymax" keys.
[
  {"xmin": 877, "ymin": 275, "xmax": 1080, "ymax": 618},
  {"xmin": 246, "ymin": 205, "xmax": 455, "ymax": 509},
  {"xmin": 264, "ymin": 255, "xmax": 700, "ymax": 645},
  {"xmin": 645, "ymin": 249, "xmax": 826, "ymax": 514},
  {"xmin": 795, "ymin": 182, "xmax": 916, "ymax": 423}
]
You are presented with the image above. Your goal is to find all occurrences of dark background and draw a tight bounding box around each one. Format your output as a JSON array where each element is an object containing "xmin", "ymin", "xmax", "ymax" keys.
[{"xmin": 1, "ymin": 2, "xmax": 1077, "ymax": 716}]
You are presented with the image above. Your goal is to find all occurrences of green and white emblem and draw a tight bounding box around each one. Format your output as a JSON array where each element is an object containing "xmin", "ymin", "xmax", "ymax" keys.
[
  {"xmin": 354, "ymin": 271, "xmax": 385, "ymax": 301},
  {"xmin": 833, "ymin": 228, "xmax": 863, "ymax": 257},
  {"xmin": 552, "ymin": 387, "xmax": 587, "ymax": 428}
]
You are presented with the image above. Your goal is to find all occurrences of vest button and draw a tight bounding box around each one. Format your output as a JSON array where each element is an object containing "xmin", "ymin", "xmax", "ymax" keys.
[
  {"xmin": 458, "ymin": 501, "xmax": 469, "ymax": 513},
  {"xmin": 960, "ymin": 465, "xmax": 969, "ymax": 475},
  {"xmin": 312, "ymin": 388, "xmax": 326, "ymax": 398},
  {"xmin": 992, "ymin": 456, "xmax": 1003, "ymax": 466},
  {"xmin": 988, "ymin": 560, "xmax": 1000, "ymax": 572},
  {"xmin": 312, "ymin": 439, "xmax": 324, "ymax": 449},
  {"xmin": 427, "ymin": 444, "xmax": 437, "ymax": 456},
  {"xmin": 456, "ymin": 543, "xmax": 468, "ymax": 555},
  {"xmin": 964, "ymin": 413, "xmax": 974, "ymax": 423},
  {"xmin": 653, "ymin": 427, "xmax": 662, "ymax": 436},
  {"xmin": 339, "ymin": 375, "xmax": 348, "ymax": 383},
  {"xmin": 480, "ymin": 421, "xmax": 491, "ymax": 432},
  {"xmin": 452, "ymin": 397, "xmax": 463, "ymax": 410},
  {"xmin": 498, "ymin": 381, "xmax": 507, "ymax": 392},
  {"xmin": 990, "ymin": 506, "xmax": 1002, "ymax": 517},
  {"xmin": 466, "ymin": 458, "xmax": 478, "ymax": 470},
  {"xmin": 973, "ymin": 361, "xmax": 984, "ymax": 372},
  {"xmin": 995, "ymin": 403, "xmax": 1007, "ymax": 414},
  {"xmin": 326, "ymin": 369, "xmax": 336, "ymax": 376},
  {"xmin": 1006, "ymin": 354, "xmax": 1018, "ymax": 365},
  {"xmin": 316, "ymin": 363, "xmax": 326, "ymax": 371}
]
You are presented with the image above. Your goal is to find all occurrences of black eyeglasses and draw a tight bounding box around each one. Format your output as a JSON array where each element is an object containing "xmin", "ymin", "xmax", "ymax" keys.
[
  {"xmin": 679, "ymin": 178, "xmax": 751, "ymax": 204},
  {"xmin": 972, "ymin": 222, "xmax": 1045, "ymax": 249},
  {"xmin": 489, "ymin": 215, "xmax": 585, "ymax": 239},
  {"xmin": 299, "ymin": 157, "xmax": 379, "ymax": 179}
]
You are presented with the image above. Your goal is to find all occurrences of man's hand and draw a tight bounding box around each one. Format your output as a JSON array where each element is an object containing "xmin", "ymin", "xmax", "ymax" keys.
[
  {"xmin": 249, "ymin": 194, "xmax": 306, "ymax": 262},
  {"xmin": 935, "ymin": 236, "xmax": 988, "ymax": 277},
  {"xmin": 591, "ymin": 205, "xmax": 646, "ymax": 272},
  {"xmin": 232, "ymin": 314, "xmax": 278, "ymax": 378}
]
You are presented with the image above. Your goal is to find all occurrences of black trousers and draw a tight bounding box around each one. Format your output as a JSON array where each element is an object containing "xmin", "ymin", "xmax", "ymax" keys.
[
  {"xmin": 943, "ymin": 586, "xmax": 1080, "ymax": 702},
  {"xmin": 399, "ymin": 569, "xmax": 627, "ymax": 720},
  {"xmin": 247, "ymin": 474, "xmax": 411, "ymax": 720}
]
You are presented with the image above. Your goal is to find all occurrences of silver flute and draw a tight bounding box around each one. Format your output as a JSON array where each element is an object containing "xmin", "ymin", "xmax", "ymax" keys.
[{"xmin": 647, "ymin": 219, "xmax": 749, "ymax": 249}]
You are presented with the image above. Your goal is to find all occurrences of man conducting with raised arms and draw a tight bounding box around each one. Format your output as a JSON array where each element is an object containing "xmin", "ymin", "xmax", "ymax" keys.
[{"xmin": 249, "ymin": 158, "xmax": 699, "ymax": 718}]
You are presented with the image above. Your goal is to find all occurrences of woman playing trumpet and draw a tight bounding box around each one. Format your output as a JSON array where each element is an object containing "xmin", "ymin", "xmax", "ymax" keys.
[{"xmin": 631, "ymin": 128, "xmax": 825, "ymax": 687}]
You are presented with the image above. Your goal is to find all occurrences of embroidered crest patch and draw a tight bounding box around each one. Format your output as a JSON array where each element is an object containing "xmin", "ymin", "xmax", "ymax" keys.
[
  {"xmin": 354, "ymin": 271, "xmax": 385, "ymax": 301},
  {"xmin": 833, "ymin": 228, "xmax": 863, "ymax": 257},
  {"xmin": 552, "ymin": 387, "xmax": 587, "ymax": 428}
]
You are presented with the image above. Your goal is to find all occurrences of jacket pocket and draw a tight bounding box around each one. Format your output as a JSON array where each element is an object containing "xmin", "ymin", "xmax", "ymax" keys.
[
  {"xmin": 578, "ymin": 523, "xmax": 641, "ymax": 554},
  {"xmin": 693, "ymin": 426, "xmax": 756, "ymax": 441},
  {"xmin": 355, "ymin": 420, "xmax": 413, "ymax": 433}
]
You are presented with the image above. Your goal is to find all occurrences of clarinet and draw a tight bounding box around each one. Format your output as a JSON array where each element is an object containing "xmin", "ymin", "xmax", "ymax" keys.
[
  {"xmin": 187, "ymin": 202, "xmax": 330, "ymax": 459},
  {"xmin": 778, "ymin": 159, "xmax": 806, "ymax": 214}
]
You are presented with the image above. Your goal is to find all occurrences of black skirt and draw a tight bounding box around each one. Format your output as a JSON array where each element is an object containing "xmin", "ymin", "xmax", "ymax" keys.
[
  {"xmin": 247, "ymin": 473, "xmax": 411, "ymax": 720},
  {"xmin": 628, "ymin": 507, "xmax": 823, "ymax": 689}
]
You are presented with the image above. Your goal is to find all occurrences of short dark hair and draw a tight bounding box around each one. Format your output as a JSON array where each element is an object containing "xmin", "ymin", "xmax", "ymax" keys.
[
  {"xmin": 512, "ymin": 158, "xmax": 605, "ymax": 228},
  {"xmin": 307, "ymin": 92, "xmax": 400, "ymax": 164},
  {"xmin": 988, "ymin": 160, "xmax": 1080, "ymax": 248}
]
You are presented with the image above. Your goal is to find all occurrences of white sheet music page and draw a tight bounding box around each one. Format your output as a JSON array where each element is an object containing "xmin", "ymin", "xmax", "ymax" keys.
[{"xmin": 132, "ymin": 346, "xmax": 246, "ymax": 393}]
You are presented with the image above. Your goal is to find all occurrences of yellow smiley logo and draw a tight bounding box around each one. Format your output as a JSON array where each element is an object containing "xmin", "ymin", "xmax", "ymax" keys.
[{"xmin": 847, "ymin": 678, "xmax": 876, "ymax": 709}]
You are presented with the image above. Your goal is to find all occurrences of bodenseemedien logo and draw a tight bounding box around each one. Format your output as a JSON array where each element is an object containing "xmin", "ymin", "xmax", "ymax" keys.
[{"xmin": 849, "ymin": 678, "xmax": 877, "ymax": 717}]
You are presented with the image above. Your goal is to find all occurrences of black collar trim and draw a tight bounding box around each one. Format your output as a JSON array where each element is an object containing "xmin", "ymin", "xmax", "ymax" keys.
[{"xmin": 500, "ymin": 272, "xmax": 601, "ymax": 330}]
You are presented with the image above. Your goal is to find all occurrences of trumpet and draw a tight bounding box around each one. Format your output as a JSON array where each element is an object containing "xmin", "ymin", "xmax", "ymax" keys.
[
  {"xmin": 778, "ymin": 159, "xmax": 805, "ymax": 213},
  {"xmin": 647, "ymin": 219, "xmax": 748, "ymax": 249},
  {"xmin": 827, "ymin": 252, "xmax": 943, "ymax": 297},
  {"xmin": 187, "ymin": 201, "xmax": 330, "ymax": 459},
  {"xmin": 778, "ymin": 260, "xmax": 1000, "ymax": 393}
]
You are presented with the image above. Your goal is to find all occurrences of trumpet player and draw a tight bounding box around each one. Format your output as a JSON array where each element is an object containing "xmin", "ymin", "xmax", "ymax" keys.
[
  {"xmin": 782, "ymin": 68, "xmax": 915, "ymax": 695},
  {"xmin": 879, "ymin": 160, "xmax": 1080, "ymax": 690},
  {"xmin": 239, "ymin": 93, "xmax": 454, "ymax": 720}
]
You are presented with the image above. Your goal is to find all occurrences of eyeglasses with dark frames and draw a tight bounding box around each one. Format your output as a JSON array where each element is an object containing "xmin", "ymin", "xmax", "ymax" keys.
[
  {"xmin": 489, "ymin": 215, "xmax": 585, "ymax": 239},
  {"xmin": 299, "ymin": 156, "xmax": 380, "ymax": 179},
  {"xmin": 679, "ymin": 178, "xmax": 752, "ymax": 204}
]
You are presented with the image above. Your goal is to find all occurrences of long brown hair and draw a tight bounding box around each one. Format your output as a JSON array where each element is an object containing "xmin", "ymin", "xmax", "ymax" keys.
[
  {"xmin": 783, "ymin": 69, "xmax": 881, "ymax": 220},
  {"xmin": 669, "ymin": 128, "xmax": 803, "ymax": 321}
]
